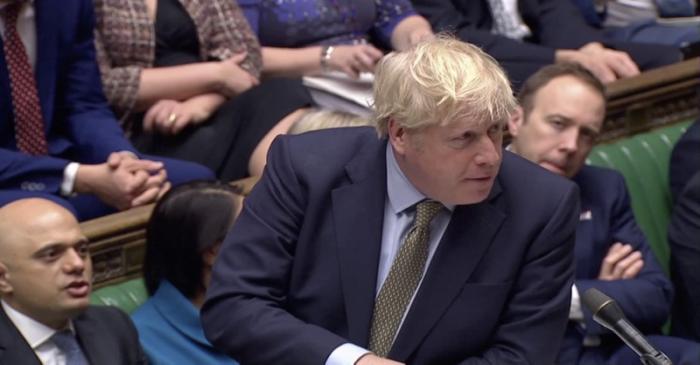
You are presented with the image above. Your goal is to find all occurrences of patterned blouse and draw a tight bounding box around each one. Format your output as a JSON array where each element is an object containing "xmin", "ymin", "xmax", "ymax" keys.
[
  {"xmin": 240, "ymin": 0, "xmax": 416, "ymax": 49},
  {"xmin": 93, "ymin": 0, "xmax": 262, "ymax": 129}
]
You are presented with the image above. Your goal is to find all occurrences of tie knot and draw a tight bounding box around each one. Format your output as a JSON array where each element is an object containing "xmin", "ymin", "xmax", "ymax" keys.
[
  {"xmin": 414, "ymin": 200, "xmax": 442, "ymax": 228},
  {"xmin": 51, "ymin": 330, "xmax": 80, "ymax": 353}
]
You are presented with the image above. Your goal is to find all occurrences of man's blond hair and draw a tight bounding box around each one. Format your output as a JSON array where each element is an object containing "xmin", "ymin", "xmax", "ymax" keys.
[{"xmin": 373, "ymin": 35, "xmax": 516, "ymax": 136}]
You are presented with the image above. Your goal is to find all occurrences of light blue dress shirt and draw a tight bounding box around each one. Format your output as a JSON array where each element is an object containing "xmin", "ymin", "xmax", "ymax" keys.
[{"xmin": 326, "ymin": 143, "xmax": 454, "ymax": 365}]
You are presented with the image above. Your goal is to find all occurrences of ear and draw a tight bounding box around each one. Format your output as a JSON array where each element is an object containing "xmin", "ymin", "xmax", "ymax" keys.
[
  {"xmin": 0, "ymin": 263, "xmax": 13, "ymax": 295},
  {"xmin": 507, "ymin": 106, "xmax": 525, "ymax": 138},
  {"xmin": 387, "ymin": 118, "xmax": 408, "ymax": 156}
]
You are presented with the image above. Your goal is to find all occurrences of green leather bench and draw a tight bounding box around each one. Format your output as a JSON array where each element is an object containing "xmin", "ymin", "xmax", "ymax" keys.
[
  {"xmin": 90, "ymin": 278, "xmax": 147, "ymax": 314},
  {"xmin": 587, "ymin": 119, "xmax": 693, "ymax": 273}
]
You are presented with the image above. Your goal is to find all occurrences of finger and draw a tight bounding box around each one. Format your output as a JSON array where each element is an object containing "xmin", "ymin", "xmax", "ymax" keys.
[
  {"xmin": 600, "ymin": 243, "xmax": 632, "ymax": 277},
  {"xmin": 131, "ymin": 186, "xmax": 160, "ymax": 207},
  {"xmin": 361, "ymin": 45, "xmax": 384, "ymax": 61},
  {"xmin": 143, "ymin": 104, "xmax": 164, "ymax": 132},
  {"xmin": 249, "ymin": 74, "xmax": 260, "ymax": 86},
  {"xmin": 157, "ymin": 181, "xmax": 172, "ymax": 200},
  {"xmin": 155, "ymin": 106, "xmax": 177, "ymax": 135},
  {"xmin": 590, "ymin": 62, "xmax": 617, "ymax": 84},
  {"xmin": 121, "ymin": 159, "xmax": 165, "ymax": 173},
  {"xmin": 231, "ymin": 52, "xmax": 248, "ymax": 64},
  {"xmin": 171, "ymin": 115, "xmax": 192, "ymax": 134},
  {"xmin": 606, "ymin": 52, "xmax": 640, "ymax": 78},
  {"xmin": 341, "ymin": 65, "xmax": 359, "ymax": 79},
  {"xmin": 143, "ymin": 169, "xmax": 167, "ymax": 189},
  {"xmin": 107, "ymin": 152, "xmax": 123, "ymax": 169},
  {"xmin": 355, "ymin": 52, "xmax": 376, "ymax": 73},
  {"xmin": 611, "ymin": 250, "xmax": 642, "ymax": 279},
  {"xmin": 622, "ymin": 259, "xmax": 644, "ymax": 279},
  {"xmin": 121, "ymin": 169, "xmax": 149, "ymax": 195}
]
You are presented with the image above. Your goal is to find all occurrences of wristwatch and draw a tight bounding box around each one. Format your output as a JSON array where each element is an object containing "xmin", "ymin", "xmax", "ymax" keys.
[{"xmin": 320, "ymin": 45, "xmax": 335, "ymax": 71}]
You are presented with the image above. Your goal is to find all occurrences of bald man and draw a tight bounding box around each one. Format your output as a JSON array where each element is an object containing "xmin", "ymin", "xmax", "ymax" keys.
[{"xmin": 0, "ymin": 198, "xmax": 146, "ymax": 365}]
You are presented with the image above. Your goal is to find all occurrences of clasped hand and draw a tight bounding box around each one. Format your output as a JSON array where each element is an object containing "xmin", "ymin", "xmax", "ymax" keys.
[{"xmin": 75, "ymin": 152, "xmax": 170, "ymax": 210}]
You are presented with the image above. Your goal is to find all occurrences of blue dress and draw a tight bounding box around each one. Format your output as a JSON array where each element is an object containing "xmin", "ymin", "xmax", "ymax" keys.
[
  {"xmin": 240, "ymin": 0, "xmax": 416, "ymax": 49},
  {"xmin": 131, "ymin": 281, "xmax": 238, "ymax": 365}
]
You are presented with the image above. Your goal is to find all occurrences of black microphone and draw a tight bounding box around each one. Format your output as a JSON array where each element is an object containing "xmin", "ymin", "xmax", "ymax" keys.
[{"xmin": 581, "ymin": 288, "xmax": 673, "ymax": 365}]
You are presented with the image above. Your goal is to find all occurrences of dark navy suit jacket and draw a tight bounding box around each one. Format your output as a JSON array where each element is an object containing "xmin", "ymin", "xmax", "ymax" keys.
[
  {"xmin": 0, "ymin": 305, "xmax": 147, "ymax": 365},
  {"xmin": 558, "ymin": 166, "xmax": 673, "ymax": 362},
  {"xmin": 670, "ymin": 171, "xmax": 700, "ymax": 340},
  {"xmin": 670, "ymin": 119, "xmax": 700, "ymax": 203},
  {"xmin": 0, "ymin": 0, "xmax": 136, "ymax": 195},
  {"xmin": 411, "ymin": 0, "xmax": 680, "ymax": 88},
  {"xmin": 203, "ymin": 127, "xmax": 580, "ymax": 365}
]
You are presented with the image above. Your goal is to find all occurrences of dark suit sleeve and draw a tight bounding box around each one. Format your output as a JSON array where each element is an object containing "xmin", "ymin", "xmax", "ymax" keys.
[
  {"xmin": 670, "ymin": 121, "xmax": 700, "ymax": 202},
  {"xmin": 669, "ymin": 171, "xmax": 700, "ymax": 339},
  {"xmin": 459, "ymin": 183, "xmax": 579, "ymax": 365},
  {"xmin": 201, "ymin": 136, "xmax": 348, "ymax": 365},
  {"xmin": 59, "ymin": 0, "xmax": 137, "ymax": 164},
  {"xmin": 575, "ymin": 173, "xmax": 673, "ymax": 335},
  {"xmin": 528, "ymin": 0, "xmax": 604, "ymax": 49},
  {"xmin": 0, "ymin": 149, "xmax": 68, "ymax": 192}
]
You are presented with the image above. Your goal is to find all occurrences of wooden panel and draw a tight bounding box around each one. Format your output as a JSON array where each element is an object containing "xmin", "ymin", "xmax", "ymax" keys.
[{"xmin": 601, "ymin": 58, "xmax": 700, "ymax": 143}]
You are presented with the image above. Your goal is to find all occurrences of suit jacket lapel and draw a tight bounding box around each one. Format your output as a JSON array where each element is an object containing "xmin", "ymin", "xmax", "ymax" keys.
[
  {"xmin": 0, "ymin": 307, "xmax": 43, "ymax": 365},
  {"xmin": 333, "ymin": 138, "xmax": 388, "ymax": 347},
  {"xmin": 74, "ymin": 311, "xmax": 113, "ymax": 365},
  {"xmin": 33, "ymin": 0, "xmax": 58, "ymax": 127},
  {"xmin": 389, "ymin": 181, "xmax": 506, "ymax": 360}
]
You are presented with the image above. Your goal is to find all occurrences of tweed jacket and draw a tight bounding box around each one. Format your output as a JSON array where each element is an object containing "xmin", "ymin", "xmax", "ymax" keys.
[{"xmin": 93, "ymin": 0, "xmax": 262, "ymax": 130}]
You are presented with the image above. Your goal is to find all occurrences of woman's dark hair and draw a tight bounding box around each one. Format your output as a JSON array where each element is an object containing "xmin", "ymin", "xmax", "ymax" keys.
[{"xmin": 142, "ymin": 180, "xmax": 242, "ymax": 298}]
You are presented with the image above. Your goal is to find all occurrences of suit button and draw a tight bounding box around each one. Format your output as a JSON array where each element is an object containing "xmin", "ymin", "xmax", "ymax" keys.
[{"xmin": 20, "ymin": 182, "xmax": 45, "ymax": 191}]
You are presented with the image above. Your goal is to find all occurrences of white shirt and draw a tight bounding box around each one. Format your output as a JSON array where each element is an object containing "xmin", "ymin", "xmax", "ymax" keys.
[{"xmin": 1, "ymin": 300, "xmax": 73, "ymax": 365}]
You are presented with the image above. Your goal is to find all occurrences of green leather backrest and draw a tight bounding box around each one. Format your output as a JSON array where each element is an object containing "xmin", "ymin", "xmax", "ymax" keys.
[
  {"xmin": 587, "ymin": 120, "xmax": 693, "ymax": 273},
  {"xmin": 90, "ymin": 278, "xmax": 148, "ymax": 314}
]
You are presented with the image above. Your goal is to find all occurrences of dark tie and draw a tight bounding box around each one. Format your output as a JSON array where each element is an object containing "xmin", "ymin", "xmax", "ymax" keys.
[
  {"xmin": 368, "ymin": 200, "xmax": 443, "ymax": 357},
  {"xmin": 1, "ymin": 1, "xmax": 48, "ymax": 155},
  {"xmin": 51, "ymin": 330, "xmax": 90, "ymax": 365}
]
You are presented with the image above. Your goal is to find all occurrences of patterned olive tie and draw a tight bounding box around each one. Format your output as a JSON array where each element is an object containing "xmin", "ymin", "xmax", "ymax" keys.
[{"xmin": 368, "ymin": 200, "xmax": 443, "ymax": 357}]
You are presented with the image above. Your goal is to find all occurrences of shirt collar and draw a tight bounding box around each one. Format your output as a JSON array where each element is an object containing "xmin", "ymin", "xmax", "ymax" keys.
[
  {"xmin": 385, "ymin": 143, "xmax": 454, "ymax": 214},
  {"xmin": 1, "ymin": 300, "xmax": 72, "ymax": 349}
]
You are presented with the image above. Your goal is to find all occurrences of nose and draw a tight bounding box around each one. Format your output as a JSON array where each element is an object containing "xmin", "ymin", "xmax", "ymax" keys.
[
  {"xmin": 474, "ymin": 135, "xmax": 500, "ymax": 167},
  {"xmin": 63, "ymin": 248, "xmax": 86, "ymax": 274},
  {"xmin": 559, "ymin": 128, "xmax": 579, "ymax": 153}
]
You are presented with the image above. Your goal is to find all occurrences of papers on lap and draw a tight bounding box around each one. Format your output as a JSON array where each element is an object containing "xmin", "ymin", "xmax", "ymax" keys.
[{"xmin": 303, "ymin": 71, "xmax": 374, "ymax": 108}]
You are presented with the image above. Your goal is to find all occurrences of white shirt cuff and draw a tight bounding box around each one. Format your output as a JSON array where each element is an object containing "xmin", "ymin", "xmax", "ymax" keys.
[
  {"xmin": 325, "ymin": 343, "xmax": 370, "ymax": 365},
  {"xmin": 61, "ymin": 162, "xmax": 80, "ymax": 196},
  {"xmin": 569, "ymin": 284, "xmax": 584, "ymax": 321}
]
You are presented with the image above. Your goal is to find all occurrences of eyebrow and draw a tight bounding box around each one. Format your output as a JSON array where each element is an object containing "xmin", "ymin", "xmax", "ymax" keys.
[{"xmin": 32, "ymin": 238, "xmax": 89, "ymax": 258}]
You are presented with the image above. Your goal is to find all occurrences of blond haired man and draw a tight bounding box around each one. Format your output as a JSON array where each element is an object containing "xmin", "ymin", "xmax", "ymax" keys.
[{"xmin": 203, "ymin": 36, "xmax": 580, "ymax": 365}]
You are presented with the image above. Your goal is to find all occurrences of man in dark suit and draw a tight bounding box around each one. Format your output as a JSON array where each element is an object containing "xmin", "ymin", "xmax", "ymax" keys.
[
  {"xmin": 0, "ymin": 0, "xmax": 213, "ymax": 221},
  {"xmin": 0, "ymin": 198, "xmax": 146, "ymax": 364},
  {"xmin": 508, "ymin": 62, "xmax": 700, "ymax": 364},
  {"xmin": 202, "ymin": 37, "xmax": 580, "ymax": 365},
  {"xmin": 669, "ymin": 170, "xmax": 700, "ymax": 341},
  {"xmin": 411, "ymin": 0, "xmax": 681, "ymax": 89}
]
